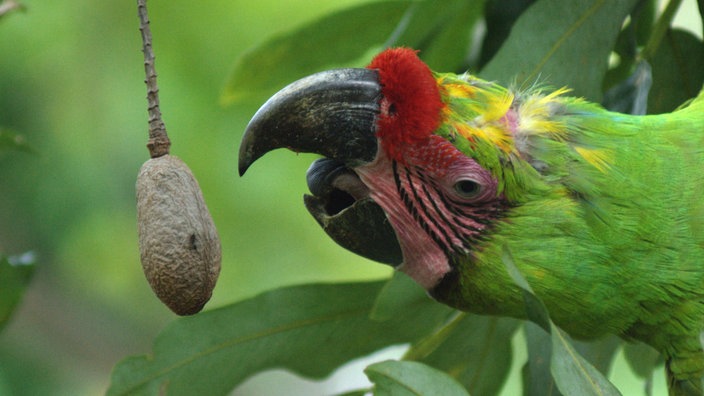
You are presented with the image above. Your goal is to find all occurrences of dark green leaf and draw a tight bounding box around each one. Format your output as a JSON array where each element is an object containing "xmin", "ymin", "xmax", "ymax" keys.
[
  {"xmin": 385, "ymin": 1, "xmax": 459, "ymax": 49},
  {"xmin": 481, "ymin": 0, "xmax": 638, "ymax": 101},
  {"xmin": 572, "ymin": 336, "xmax": 621, "ymax": 376},
  {"xmin": 479, "ymin": 0, "xmax": 536, "ymax": 67},
  {"xmin": 602, "ymin": 60, "xmax": 652, "ymax": 115},
  {"xmin": 501, "ymin": 247, "xmax": 550, "ymax": 332},
  {"xmin": 550, "ymin": 327, "xmax": 621, "ymax": 396},
  {"xmin": 622, "ymin": 341, "xmax": 661, "ymax": 379},
  {"xmin": 0, "ymin": 252, "xmax": 36, "ymax": 332},
  {"xmin": 416, "ymin": 315, "xmax": 520, "ymax": 396},
  {"xmin": 335, "ymin": 390, "xmax": 371, "ymax": 396},
  {"xmin": 107, "ymin": 281, "xmax": 450, "ymax": 396},
  {"xmin": 601, "ymin": 0, "xmax": 653, "ymax": 93},
  {"xmin": 523, "ymin": 322, "xmax": 561, "ymax": 396},
  {"xmin": 365, "ymin": 360, "xmax": 470, "ymax": 396},
  {"xmin": 647, "ymin": 29, "xmax": 704, "ymax": 114},
  {"xmin": 221, "ymin": 1, "xmax": 412, "ymax": 104},
  {"xmin": 528, "ymin": 325, "xmax": 625, "ymax": 395},
  {"xmin": 632, "ymin": 0, "xmax": 656, "ymax": 47},
  {"xmin": 502, "ymin": 247, "xmax": 620, "ymax": 395},
  {"xmin": 391, "ymin": 0, "xmax": 484, "ymax": 72},
  {"xmin": 0, "ymin": 129, "xmax": 33, "ymax": 153},
  {"xmin": 370, "ymin": 271, "xmax": 433, "ymax": 321},
  {"xmin": 699, "ymin": 0, "xmax": 704, "ymax": 38}
]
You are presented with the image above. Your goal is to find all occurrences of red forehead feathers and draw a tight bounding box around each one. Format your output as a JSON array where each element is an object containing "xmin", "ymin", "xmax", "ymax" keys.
[{"xmin": 367, "ymin": 48, "xmax": 444, "ymax": 162}]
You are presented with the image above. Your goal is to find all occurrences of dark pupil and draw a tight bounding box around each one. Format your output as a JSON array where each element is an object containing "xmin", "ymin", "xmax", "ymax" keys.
[{"xmin": 456, "ymin": 180, "xmax": 479, "ymax": 195}]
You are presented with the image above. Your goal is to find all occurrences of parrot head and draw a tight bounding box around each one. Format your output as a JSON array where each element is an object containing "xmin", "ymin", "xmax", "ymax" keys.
[{"xmin": 240, "ymin": 47, "xmax": 541, "ymax": 302}]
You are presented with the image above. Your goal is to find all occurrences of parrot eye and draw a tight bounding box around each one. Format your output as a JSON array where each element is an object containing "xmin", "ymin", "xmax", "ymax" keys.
[{"xmin": 453, "ymin": 179, "xmax": 482, "ymax": 198}]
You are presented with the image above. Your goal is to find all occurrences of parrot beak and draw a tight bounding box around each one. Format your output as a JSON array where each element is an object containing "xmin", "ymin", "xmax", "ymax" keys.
[
  {"xmin": 238, "ymin": 68, "xmax": 381, "ymax": 175},
  {"xmin": 238, "ymin": 68, "xmax": 403, "ymax": 266}
]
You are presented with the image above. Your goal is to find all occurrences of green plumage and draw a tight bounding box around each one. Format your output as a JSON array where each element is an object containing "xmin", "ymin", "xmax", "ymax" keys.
[
  {"xmin": 433, "ymin": 75, "xmax": 704, "ymax": 394},
  {"xmin": 239, "ymin": 47, "xmax": 704, "ymax": 395}
]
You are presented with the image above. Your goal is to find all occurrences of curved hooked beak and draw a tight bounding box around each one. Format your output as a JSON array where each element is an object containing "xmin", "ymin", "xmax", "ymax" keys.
[
  {"xmin": 238, "ymin": 68, "xmax": 381, "ymax": 175},
  {"xmin": 238, "ymin": 68, "xmax": 403, "ymax": 266}
]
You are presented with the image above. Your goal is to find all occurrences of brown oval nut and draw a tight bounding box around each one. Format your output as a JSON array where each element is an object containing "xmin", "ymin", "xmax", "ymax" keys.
[{"xmin": 136, "ymin": 154, "xmax": 221, "ymax": 315}]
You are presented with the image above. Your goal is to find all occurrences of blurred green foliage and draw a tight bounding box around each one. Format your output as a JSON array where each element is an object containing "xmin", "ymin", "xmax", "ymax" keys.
[
  {"xmin": 0, "ymin": 1, "xmax": 389, "ymax": 394},
  {"xmin": 0, "ymin": 0, "xmax": 702, "ymax": 395}
]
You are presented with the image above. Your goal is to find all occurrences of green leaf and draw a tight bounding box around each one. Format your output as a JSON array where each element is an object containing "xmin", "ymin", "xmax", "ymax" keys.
[
  {"xmin": 602, "ymin": 60, "xmax": 652, "ymax": 115},
  {"xmin": 647, "ymin": 29, "xmax": 704, "ymax": 114},
  {"xmin": 421, "ymin": 0, "xmax": 484, "ymax": 72},
  {"xmin": 479, "ymin": 0, "xmax": 536, "ymax": 67},
  {"xmin": 601, "ymin": 0, "xmax": 654, "ymax": 94},
  {"xmin": 370, "ymin": 271, "xmax": 430, "ymax": 321},
  {"xmin": 501, "ymin": 247, "xmax": 550, "ymax": 332},
  {"xmin": 389, "ymin": 0, "xmax": 485, "ymax": 72},
  {"xmin": 523, "ymin": 323, "xmax": 621, "ymax": 396},
  {"xmin": 502, "ymin": 247, "xmax": 620, "ymax": 396},
  {"xmin": 107, "ymin": 281, "xmax": 451, "ymax": 396},
  {"xmin": 0, "ymin": 129, "xmax": 33, "ymax": 153},
  {"xmin": 365, "ymin": 360, "xmax": 470, "ymax": 396},
  {"xmin": 415, "ymin": 315, "xmax": 520, "ymax": 396},
  {"xmin": 572, "ymin": 336, "xmax": 621, "ymax": 376},
  {"xmin": 0, "ymin": 252, "xmax": 36, "ymax": 332},
  {"xmin": 622, "ymin": 341, "xmax": 661, "ymax": 379},
  {"xmin": 550, "ymin": 327, "xmax": 621, "ymax": 396},
  {"xmin": 221, "ymin": 1, "xmax": 412, "ymax": 104},
  {"xmin": 336, "ymin": 390, "xmax": 371, "ymax": 396},
  {"xmin": 523, "ymin": 322, "xmax": 561, "ymax": 396},
  {"xmin": 481, "ymin": 0, "xmax": 638, "ymax": 101},
  {"xmin": 699, "ymin": 0, "xmax": 704, "ymax": 38}
]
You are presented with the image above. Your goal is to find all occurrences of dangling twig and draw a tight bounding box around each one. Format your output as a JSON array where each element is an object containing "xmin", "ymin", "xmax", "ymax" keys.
[{"xmin": 137, "ymin": 0, "xmax": 170, "ymax": 158}]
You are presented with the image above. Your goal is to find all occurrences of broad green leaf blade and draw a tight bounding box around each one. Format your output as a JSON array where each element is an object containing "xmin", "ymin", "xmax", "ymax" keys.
[
  {"xmin": 550, "ymin": 326, "xmax": 621, "ymax": 396},
  {"xmin": 420, "ymin": 0, "xmax": 484, "ymax": 72},
  {"xmin": 572, "ymin": 335, "xmax": 621, "ymax": 376},
  {"xmin": 699, "ymin": 0, "xmax": 704, "ymax": 38},
  {"xmin": 0, "ymin": 129, "xmax": 33, "ymax": 153},
  {"xmin": 503, "ymin": 247, "xmax": 619, "ymax": 395},
  {"xmin": 390, "ymin": 0, "xmax": 485, "ymax": 72},
  {"xmin": 0, "ymin": 252, "xmax": 36, "ymax": 332},
  {"xmin": 481, "ymin": 0, "xmax": 638, "ymax": 101},
  {"xmin": 479, "ymin": 0, "xmax": 536, "ymax": 67},
  {"xmin": 385, "ymin": 1, "xmax": 462, "ymax": 49},
  {"xmin": 602, "ymin": 0, "xmax": 655, "ymax": 92},
  {"xmin": 336, "ymin": 390, "xmax": 371, "ymax": 396},
  {"xmin": 523, "ymin": 322, "xmax": 561, "ymax": 396},
  {"xmin": 221, "ymin": 1, "xmax": 411, "ymax": 104},
  {"xmin": 107, "ymin": 281, "xmax": 450, "ymax": 396},
  {"xmin": 622, "ymin": 341, "xmax": 661, "ymax": 379},
  {"xmin": 416, "ymin": 315, "xmax": 520, "ymax": 396},
  {"xmin": 647, "ymin": 29, "xmax": 704, "ymax": 114},
  {"xmin": 370, "ymin": 272, "xmax": 432, "ymax": 321},
  {"xmin": 365, "ymin": 360, "xmax": 469, "ymax": 396},
  {"xmin": 501, "ymin": 246, "xmax": 550, "ymax": 332}
]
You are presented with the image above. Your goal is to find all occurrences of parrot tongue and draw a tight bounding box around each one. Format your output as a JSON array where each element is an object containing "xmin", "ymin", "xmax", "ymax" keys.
[{"xmin": 304, "ymin": 158, "xmax": 402, "ymax": 266}]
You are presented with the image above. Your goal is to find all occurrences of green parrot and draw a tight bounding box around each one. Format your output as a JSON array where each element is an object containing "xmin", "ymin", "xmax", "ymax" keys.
[{"xmin": 239, "ymin": 47, "xmax": 704, "ymax": 395}]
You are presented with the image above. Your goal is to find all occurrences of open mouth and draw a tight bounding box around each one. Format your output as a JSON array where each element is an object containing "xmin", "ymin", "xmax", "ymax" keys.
[
  {"xmin": 306, "ymin": 158, "xmax": 369, "ymax": 215},
  {"xmin": 303, "ymin": 158, "xmax": 402, "ymax": 266}
]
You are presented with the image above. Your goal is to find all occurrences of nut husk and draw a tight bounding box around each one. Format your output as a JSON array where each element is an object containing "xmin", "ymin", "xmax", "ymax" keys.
[{"xmin": 136, "ymin": 154, "xmax": 221, "ymax": 315}]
